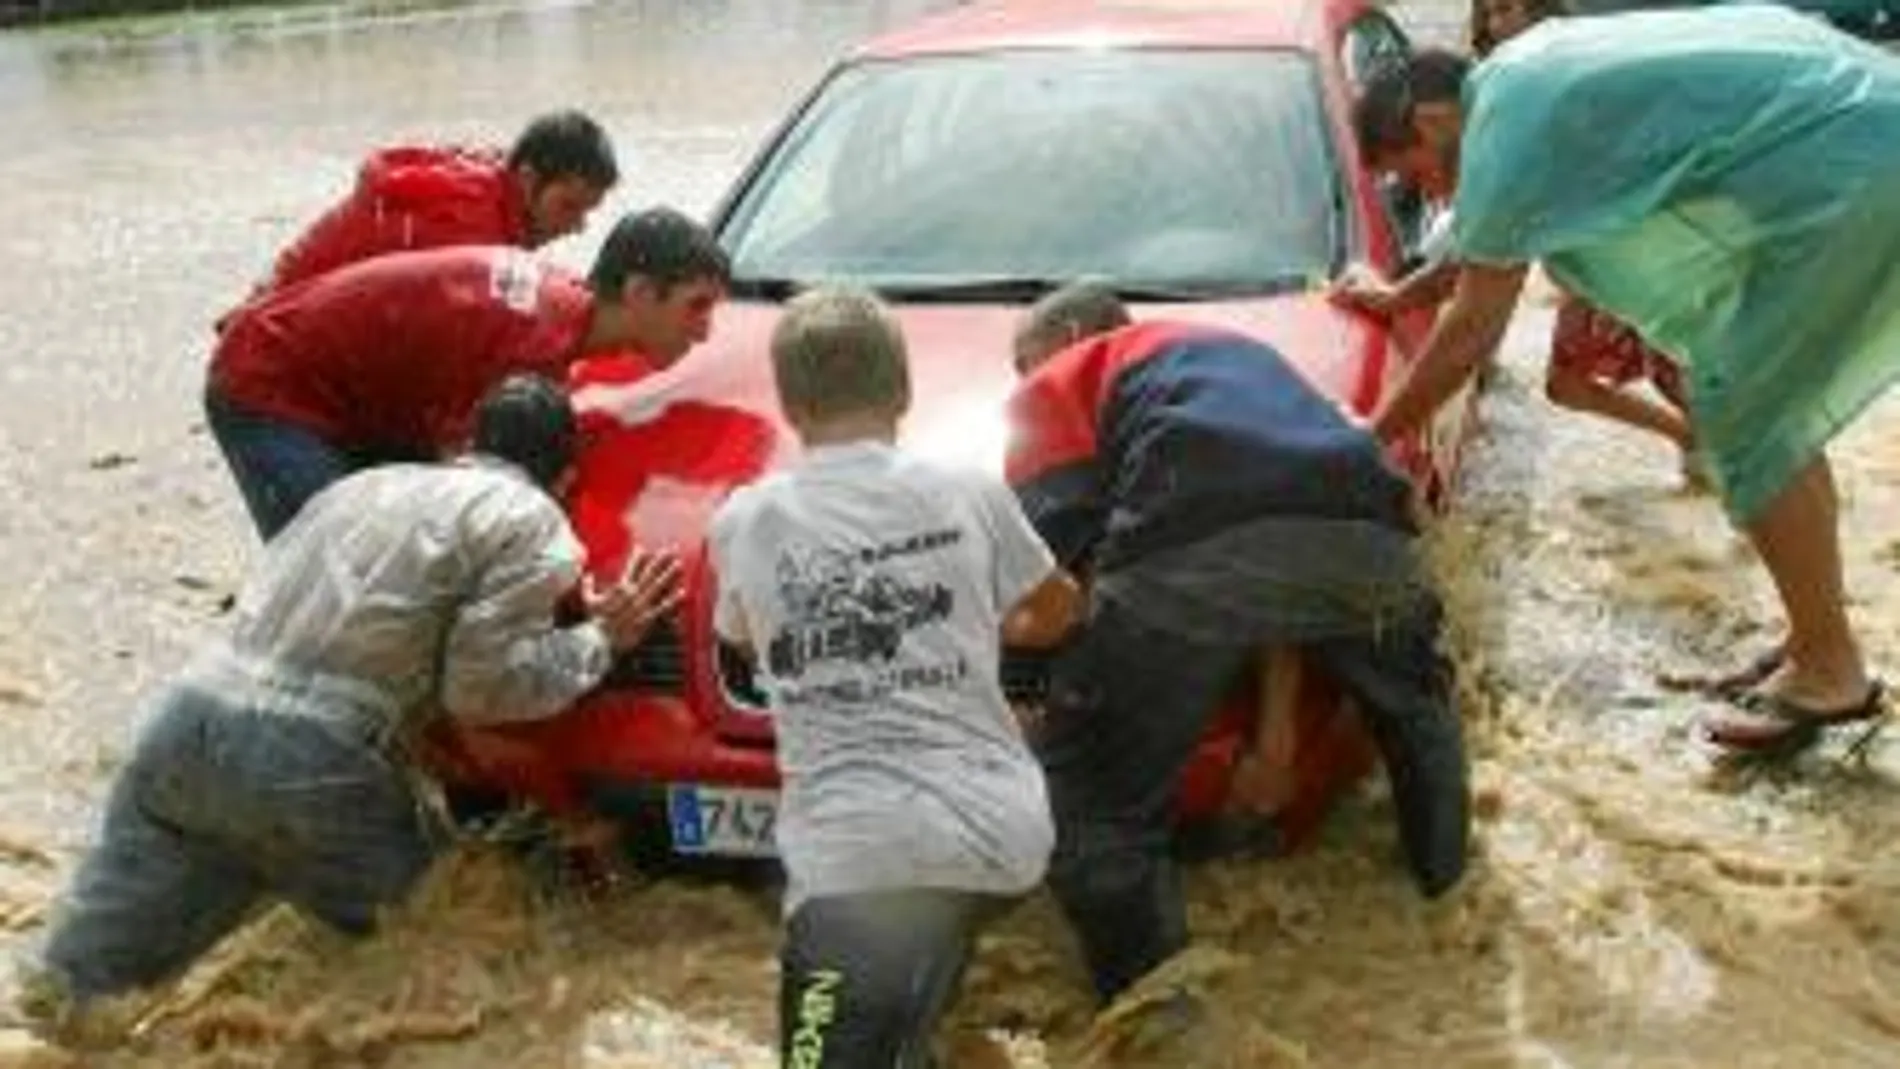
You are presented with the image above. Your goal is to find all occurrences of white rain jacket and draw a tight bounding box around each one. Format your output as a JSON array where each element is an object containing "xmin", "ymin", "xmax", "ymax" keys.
[{"xmin": 179, "ymin": 457, "xmax": 611, "ymax": 743}]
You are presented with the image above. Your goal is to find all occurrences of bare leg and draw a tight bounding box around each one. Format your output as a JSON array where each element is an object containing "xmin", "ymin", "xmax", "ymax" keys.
[
  {"xmin": 1739, "ymin": 454, "xmax": 1868, "ymax": 709},
  {"xmin": 1545, "ymin": 366, "xmax": 1695, "ymax": 452}
]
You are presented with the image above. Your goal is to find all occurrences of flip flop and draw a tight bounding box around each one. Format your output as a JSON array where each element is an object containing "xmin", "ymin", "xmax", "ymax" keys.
[
  {"xmin": 1659, "ymin": 644, "xmax": 1786, "ymax": 699},
  {"xmin": 1700, "ymin": 681, "xmax": 1888, "ymax": 758}
]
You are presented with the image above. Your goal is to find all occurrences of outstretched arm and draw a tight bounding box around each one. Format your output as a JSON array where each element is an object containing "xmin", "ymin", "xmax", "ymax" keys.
[
  {"xmin": 1373, "ymin": 262, "xmax": 1527, "ymax": 443},
  {"xmin": 1391, "ymin": 260, "xmax": 1461, "ymax": 312}
]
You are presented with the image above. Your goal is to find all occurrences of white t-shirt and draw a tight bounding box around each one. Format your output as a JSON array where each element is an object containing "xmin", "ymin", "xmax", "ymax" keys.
[
  {"xmin": 707, "ymin": 441, "xmax": 1059, "ymax": 913},
  {"xmin": 1420, "ymin": 205, "xmax": 1458, "ymax": 266}
]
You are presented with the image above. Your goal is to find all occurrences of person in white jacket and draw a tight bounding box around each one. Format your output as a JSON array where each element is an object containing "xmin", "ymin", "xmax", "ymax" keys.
[{"xmin": 15, "ymin": 374, "xmax": 678, "ymax": 1044}]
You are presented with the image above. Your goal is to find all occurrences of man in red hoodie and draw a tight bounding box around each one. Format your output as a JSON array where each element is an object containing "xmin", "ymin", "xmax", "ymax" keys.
[
  {"xmin": 205, "ymin": 206, "xmax": 729, "ymax": 539},
  {"xmin": 256, "ymin": 109, "xmax": 619, "ymax": 297}
]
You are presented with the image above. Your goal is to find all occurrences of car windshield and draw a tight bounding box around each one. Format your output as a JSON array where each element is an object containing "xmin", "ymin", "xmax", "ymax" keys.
[{"xmin": 717, "ymin": 48, "xmax": 1343, "ymax": 299}]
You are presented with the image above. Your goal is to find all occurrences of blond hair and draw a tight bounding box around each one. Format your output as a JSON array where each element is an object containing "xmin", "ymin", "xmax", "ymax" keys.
[{"xmin": 770, "ymin": 286, "xmax": 911, "ymax": 425}]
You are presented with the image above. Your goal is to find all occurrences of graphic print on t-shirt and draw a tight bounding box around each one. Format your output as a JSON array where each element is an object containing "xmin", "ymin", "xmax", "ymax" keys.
[{"xmin": 764, "ymin": 529, "xmax": 968, "ymax": 703}]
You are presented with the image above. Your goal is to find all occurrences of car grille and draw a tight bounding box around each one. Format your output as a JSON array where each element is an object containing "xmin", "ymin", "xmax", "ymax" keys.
[
  {"xmin": 600, "ymin": 618, "xmax": 688, "ymax": 692},
  {"xmin": 716, "ymin": 640, "xmax": 772, "ymax": 709},
  {"xmin": 1001, "ymin": 649, "xmax": 1053, "ymax": 704}
]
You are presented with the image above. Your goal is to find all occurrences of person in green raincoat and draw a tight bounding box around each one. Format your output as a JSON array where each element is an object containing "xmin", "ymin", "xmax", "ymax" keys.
[{"xmin": 1351, "ymin": 5, "xmax": 1900, "ymax": 758}]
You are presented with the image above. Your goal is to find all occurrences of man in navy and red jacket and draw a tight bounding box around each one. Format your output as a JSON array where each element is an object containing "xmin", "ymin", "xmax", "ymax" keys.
[
  {"xmin": 255, "ymin": 109, "xmax": 619, "ymax": 298},
  {"xmin": 205, "ymin": 207, "xmax": 729, "ymax": 539},
  {"xmin": 1004, "ymin": 282, "xmax": 1469, "ymax": 1005}
]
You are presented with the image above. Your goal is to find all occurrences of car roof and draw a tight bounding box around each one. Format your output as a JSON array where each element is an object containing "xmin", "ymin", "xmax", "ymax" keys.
[{"xmin": 853, "ymin": 0, "xmax": 1344, "ymax": 61}]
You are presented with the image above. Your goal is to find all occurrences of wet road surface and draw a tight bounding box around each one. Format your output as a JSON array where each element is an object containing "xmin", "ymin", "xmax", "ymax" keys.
[{"xmin": 2, "ymin": 3, "xmax": 1899, "ymax": 1066}]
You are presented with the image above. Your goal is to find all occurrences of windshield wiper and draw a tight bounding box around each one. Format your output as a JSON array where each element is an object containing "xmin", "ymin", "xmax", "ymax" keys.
[
  {"xmin": 1113, "ymin": 277, "xmax": 1314, "ymax": 302},
  {"xmin": 726, "ymin": 276, "xmax": 803, "ymax": 301},
  {"xmin": 730, "ymin": 276, "xmax": 1059, "ymax": 304},
  {"xmin": 876, "ymin": 276, "xmax": 1313, "ymax": 304},
  {"xmin": 874, "ymin": 277, "xmax": 1057, "ymax": 303},
  {"xmin": 729, "ymin": 274, "xmax": 1315, "ymax": 304}
]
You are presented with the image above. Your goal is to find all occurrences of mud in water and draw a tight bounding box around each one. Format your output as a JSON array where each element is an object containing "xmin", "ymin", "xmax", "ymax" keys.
[
  {"xmin": 7, "ymin": 295, "xmax": 1898, "ymax": 1069},
  {"xmin": 5, "ymin": 4, "xmax": 1900, "ymax": 1066}
]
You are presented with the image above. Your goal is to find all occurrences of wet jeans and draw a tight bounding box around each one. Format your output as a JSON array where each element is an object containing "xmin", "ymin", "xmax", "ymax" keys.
[
  {"xmin": 779, "ymin": 890, "xmax": 1002, "ymax": 1069},
  {"xmin": 33, "ymin": 682, "xmax": 442, "ymax": 1004},
  {"xmin": 203, "ymin": 390, "xmax": 359, "ymax": 540},
  {"xmin": 203, "ymin": 390, "xmax": 429, "ymax": 540},
  {"xmin": 1038, "ymin": 596, "xmax": 1467, "ymax": 1004}
]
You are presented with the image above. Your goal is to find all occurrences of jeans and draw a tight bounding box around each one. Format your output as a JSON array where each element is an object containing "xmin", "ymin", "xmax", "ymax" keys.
[
  {"xmin": 203, "ymin": 390, "xmax": 358, "ymax": 540},
  {"xmin": 32, "ymin": 683, "xmax": 442, "ymax": 1004},
  {"xmin": 779, "ymin": 890, "xmax": 1001, "ymax": 1069},
  {"xmin": 203, "ymin": 390, "xmax": 429, "ymax": 540},
  {"xmin": 1038, "ymin": 596, "xmax": 1467, "ymax": 1003}
]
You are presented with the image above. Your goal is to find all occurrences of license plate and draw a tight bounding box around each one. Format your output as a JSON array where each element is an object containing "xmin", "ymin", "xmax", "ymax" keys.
[{"xmin": 666, "ymin": 784, "xmax": 780, "ymax": 858}]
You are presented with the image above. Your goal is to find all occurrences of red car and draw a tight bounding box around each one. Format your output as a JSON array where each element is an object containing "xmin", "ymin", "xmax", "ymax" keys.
[{"xmin": 437, "ymin": 0, "xmax": 1476, "ymax": 870}]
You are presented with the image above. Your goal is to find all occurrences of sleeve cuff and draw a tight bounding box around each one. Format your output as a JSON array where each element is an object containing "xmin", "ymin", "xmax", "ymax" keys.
[{"xmin": 571, "ymin": 619, "xmax": 615, "ymax": 683}]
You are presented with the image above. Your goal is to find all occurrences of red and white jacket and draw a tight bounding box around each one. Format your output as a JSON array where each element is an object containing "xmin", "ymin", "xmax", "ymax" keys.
[{"xmin": 210, "ymin": 245, "xmax": 593, "ymax": 455}]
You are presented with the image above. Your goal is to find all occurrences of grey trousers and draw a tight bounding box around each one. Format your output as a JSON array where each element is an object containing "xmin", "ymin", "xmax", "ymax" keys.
[
  {"xmin": 33, "ymin": 682, "xmax": 443, "ymax": 1004},
  {"xmin": 779, "ymin": 890, "xmax": 1005, "ymax": 1069}
]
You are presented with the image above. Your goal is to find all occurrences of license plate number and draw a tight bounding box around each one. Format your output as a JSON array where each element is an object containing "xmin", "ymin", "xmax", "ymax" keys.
[{"xmin": 666, "ymin": 785, "xmax": 780, "ymax": 858}]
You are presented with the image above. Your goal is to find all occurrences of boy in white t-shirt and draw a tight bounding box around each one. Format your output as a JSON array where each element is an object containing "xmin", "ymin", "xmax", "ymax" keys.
[{"xmin": 707, "ymin": 286, "xmax": 1081, "ymax": 1067}]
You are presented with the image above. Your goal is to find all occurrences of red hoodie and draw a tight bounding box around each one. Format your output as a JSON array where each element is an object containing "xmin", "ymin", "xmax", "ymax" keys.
[
  {"xmin": 266, "ymin": 145, "xmax": 530, "ymax": 293},
  {"xmin": 210, "ymin": 246, "xmax": 596, "ymax": 454}
]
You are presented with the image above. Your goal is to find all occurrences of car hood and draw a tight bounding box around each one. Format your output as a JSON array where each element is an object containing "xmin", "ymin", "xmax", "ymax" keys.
[
  {"xmin": 579, "ymin": 290, "xmax": 1385, "ymax": 470},
  {"xmin": 564, "ymin": 291, "xmax": 1391, "ymax": 571}
]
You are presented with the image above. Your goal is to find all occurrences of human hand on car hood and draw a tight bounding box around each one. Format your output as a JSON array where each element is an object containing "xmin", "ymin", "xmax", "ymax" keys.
[
  {"xmin": 584, "ymin": 545, "xmax": 684, "ymax": 651},
  {"xmin": 1327, "ymin": 262, "xmax": 1400, "ymax": 318}
]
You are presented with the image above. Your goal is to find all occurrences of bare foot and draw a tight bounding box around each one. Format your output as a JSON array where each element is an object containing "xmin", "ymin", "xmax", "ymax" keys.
[
  {"xmin": 1658, "ymin": 642, "xmax": 1785, "ymax": 697},
  {"xmin": 1752, "ymin": 660, "xmax": 1874, "ymax": 716},
  {"xmin": 1701, "ymin": 680, "xmax": 1885, "ymax": 751}
]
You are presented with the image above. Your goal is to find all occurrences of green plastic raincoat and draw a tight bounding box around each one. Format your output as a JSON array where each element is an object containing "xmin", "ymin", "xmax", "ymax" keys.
[{"xmin": 1452, "ymin": 5, "xmax": 1900, "ymax": 519}]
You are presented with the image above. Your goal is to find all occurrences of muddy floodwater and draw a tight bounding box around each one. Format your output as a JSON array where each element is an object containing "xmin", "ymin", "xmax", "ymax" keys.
[{"xmin": 3, "ymin": 3, "xmax": 1900, "ymax": 1066}]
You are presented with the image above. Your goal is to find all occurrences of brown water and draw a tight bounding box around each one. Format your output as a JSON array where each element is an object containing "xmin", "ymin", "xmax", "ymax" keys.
[{"xmin": 3, "ymin": 3, "xmax": 1900, "ymax": 1066}]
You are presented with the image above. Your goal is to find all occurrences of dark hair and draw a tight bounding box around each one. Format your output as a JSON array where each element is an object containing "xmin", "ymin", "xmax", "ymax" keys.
[
  {"xmin": 1469, "ymin": 0, "xmax": 1566, "ymax": 57},
  {"xmin": 1353, "ymin": 49, "xmax": 1474, "ymax": 164},
  {"xmin": 587, "ymin": 206, "xmax": 732, "ymax": 298},
  {"xmin": 506, "ymin": 109, "xmax": 620, "ymax": 189},
  {"xmin": 471, "ymin": 374, "xmax": 577, "ymax": 489}
]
